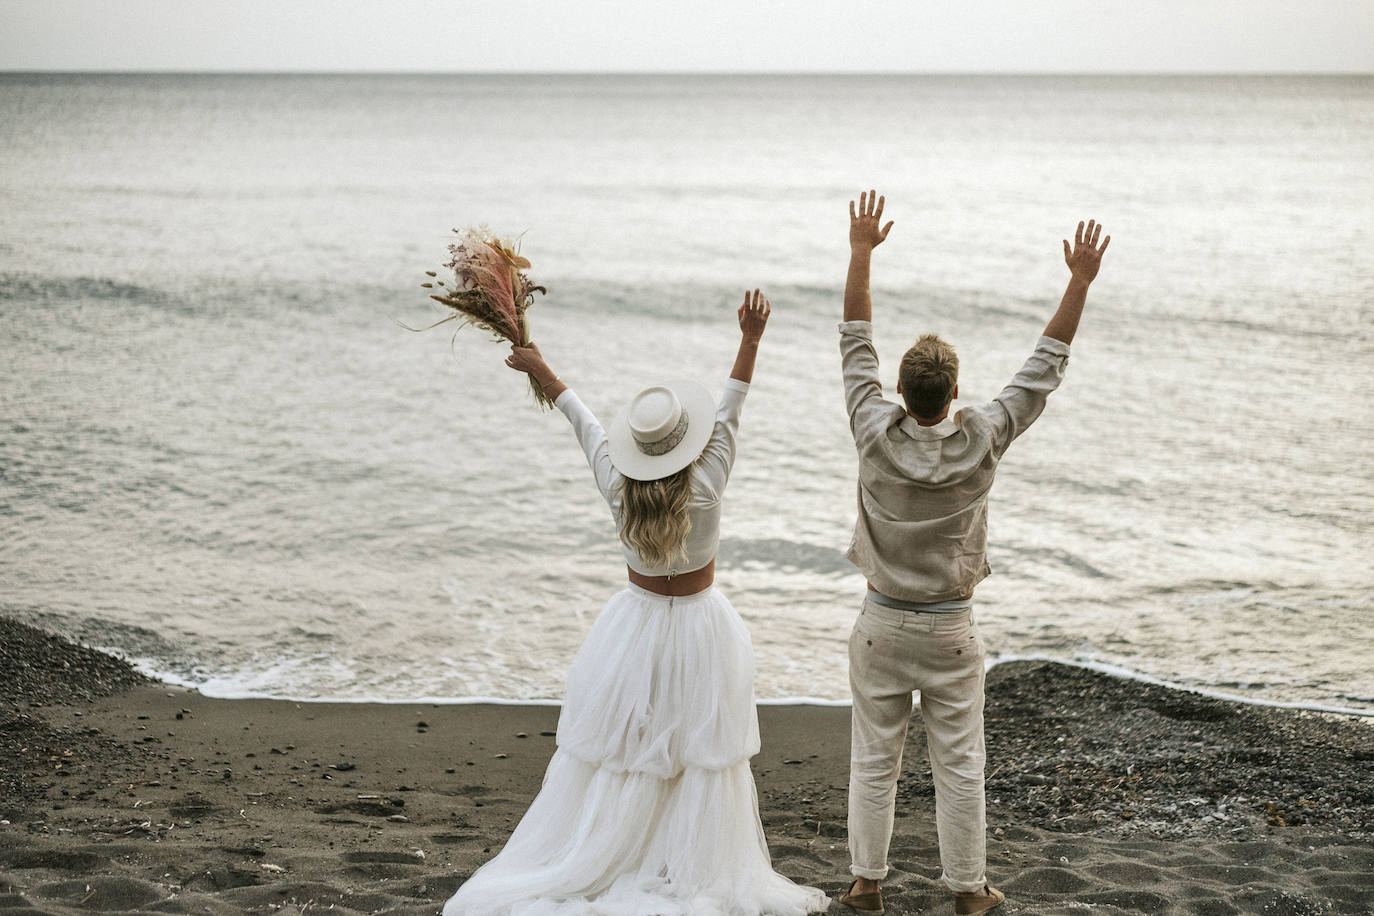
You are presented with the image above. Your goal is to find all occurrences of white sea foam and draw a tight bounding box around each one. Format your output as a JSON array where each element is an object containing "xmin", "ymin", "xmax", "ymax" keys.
[{"xmin": 119, "ymin": 650, "xmax": 1374, "ymax": 719}]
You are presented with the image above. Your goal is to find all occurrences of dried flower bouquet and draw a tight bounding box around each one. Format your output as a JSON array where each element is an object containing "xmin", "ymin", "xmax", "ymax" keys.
[{"xmin": 410, "ymin": 228, "xmax": 551, "ymax": 407}]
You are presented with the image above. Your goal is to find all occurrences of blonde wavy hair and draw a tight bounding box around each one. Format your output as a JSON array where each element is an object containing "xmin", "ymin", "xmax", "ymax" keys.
[{"xmin": 618, "ymin": 466, "xmax": 693, "ymax": 569}]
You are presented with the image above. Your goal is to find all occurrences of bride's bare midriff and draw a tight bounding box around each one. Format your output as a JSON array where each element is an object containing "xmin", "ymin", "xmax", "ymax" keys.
[{"xmin": 628, "ymin": 558, "xmax": 715, "ymax": 596}]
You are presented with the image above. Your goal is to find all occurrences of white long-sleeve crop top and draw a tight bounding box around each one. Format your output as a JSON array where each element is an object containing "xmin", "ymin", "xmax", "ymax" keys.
[{"xmin": 554, "ymin": 379, "xmax": 748, "ymax": 576}]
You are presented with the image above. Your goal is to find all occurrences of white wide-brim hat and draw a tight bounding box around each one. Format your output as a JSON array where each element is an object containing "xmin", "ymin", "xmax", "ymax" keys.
[{"xmin": 607, "ymin": 379, "xmax": 716, "ymax": 481}]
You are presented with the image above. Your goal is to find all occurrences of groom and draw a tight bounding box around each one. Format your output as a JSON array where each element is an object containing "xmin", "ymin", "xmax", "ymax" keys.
[{"xmin": 836, "ymin": 191, "xmax": 1109, "ymax": 914}]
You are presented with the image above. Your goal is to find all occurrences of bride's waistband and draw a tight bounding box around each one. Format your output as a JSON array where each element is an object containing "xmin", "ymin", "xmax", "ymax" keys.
[{"xmin": 625, "ymin": 581, "xmax": 718, "ymax": 602}]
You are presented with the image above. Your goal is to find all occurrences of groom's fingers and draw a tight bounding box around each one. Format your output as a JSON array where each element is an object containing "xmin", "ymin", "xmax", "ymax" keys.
[
  {"xmin": 874, "ymin": 195, "xmax": 885, "ymax": 222},
  {"xmin": 849, "ymin": 200, "xmax": 857, "ymax": 220}
]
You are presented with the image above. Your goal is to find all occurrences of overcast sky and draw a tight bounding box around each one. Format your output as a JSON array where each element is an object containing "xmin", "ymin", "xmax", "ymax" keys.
[{"xmin": 3, "ymin": 0, "xmax": 1372, "ymax": 73}]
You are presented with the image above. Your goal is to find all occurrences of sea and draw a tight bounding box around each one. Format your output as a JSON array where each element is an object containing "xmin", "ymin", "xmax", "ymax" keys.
[{"xmin": 1, "ymin": 73, "xmax": 1370, "ymax": 713}]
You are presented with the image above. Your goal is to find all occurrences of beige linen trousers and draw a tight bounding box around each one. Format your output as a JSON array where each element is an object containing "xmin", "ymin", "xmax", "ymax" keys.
[{"xmin": 847, "ymin": 598, "xmax": 988, "ymax": 893}]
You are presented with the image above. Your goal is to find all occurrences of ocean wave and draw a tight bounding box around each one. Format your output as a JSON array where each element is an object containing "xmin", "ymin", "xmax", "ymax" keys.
[
  {"xmin": 115, "ymin": 648, "xmax": 1373, "ymax": 718},
  {"xmin": 716, "ymin": 537, "xmax": 851, "ymax": 575},
  {"xmin": 519, "ymin": 278, "xmax": 1051, "ymax": 331},
  {"xmin": 993, "ymin": 543, "xmax": 1114, "ymax": 580},
  {"xmin": 0, "ymin": 270, "xmax": 399, "ymax": 319},
  {"xmin": 0, "ymin": 272, "xmax": 171, "ymax": 307}
]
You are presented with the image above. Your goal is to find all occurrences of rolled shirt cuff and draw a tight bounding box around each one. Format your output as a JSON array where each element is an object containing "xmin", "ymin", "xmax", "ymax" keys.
[{"xmin": 1034, "ymin": 335, "xmax": 1071, "ymax": 357}]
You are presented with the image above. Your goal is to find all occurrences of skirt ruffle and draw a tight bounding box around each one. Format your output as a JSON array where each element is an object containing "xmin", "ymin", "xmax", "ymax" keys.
[
  {"xmin": 442, "ymin": 586, "xmax": 828, "ymax": 916},
  {"xmin": 558, "ymin": 586, "xmax": 760, "ymax": 776}
]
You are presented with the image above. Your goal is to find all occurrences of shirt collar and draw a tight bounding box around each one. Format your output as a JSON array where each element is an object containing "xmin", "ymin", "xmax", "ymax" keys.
[{"xmin": 898, "ymin": 413, "xmax": 961, "ymax": 440}]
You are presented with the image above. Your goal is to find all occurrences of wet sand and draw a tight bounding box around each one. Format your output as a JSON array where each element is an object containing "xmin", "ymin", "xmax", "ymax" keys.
[{"xmin": 2, "ymin": 618, "xmax": 1372, "ymax": 914}]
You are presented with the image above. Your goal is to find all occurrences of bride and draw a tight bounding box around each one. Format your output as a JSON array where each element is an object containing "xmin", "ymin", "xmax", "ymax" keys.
[{"xmin": 442, "ymin": 290, "xmax": 829, "ymax": 915}]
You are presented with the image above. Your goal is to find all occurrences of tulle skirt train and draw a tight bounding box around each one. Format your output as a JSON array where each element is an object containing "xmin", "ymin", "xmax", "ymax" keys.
[{"xmin": 442, "ymin": 585, "xmax": 829, "ymax": 916}]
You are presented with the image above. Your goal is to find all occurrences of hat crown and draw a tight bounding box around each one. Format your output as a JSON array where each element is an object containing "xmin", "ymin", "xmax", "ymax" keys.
[
  {"xmin": 627, "ymin": 387, "xmax": 682, "ymax": 443},
  {"xmin": 607, "ymin": 379, "xmax": 711, "ymax": 480}
]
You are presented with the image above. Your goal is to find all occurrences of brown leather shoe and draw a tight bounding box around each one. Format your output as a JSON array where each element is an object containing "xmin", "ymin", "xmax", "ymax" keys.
[
  {"xmin": 839, "ymin": 879, "xmax": 885, "ymax": 913},
  {"xmin": 954, "ymin": 884, "xmax": 1005, "ymax": 914}
]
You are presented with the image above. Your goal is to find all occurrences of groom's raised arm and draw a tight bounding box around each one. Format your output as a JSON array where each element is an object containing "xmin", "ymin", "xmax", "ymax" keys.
[
  {"xmin": 1043, "ymin": 219, "xmax": 1109, "ymax": 345},
  {"xmin": 969, "ymin": 219, "xmax": 1110, "ymax": 459},
  {"xmin": 840, "ymin": 190, "xmax": 897, "ymax": 442},
  {"xmin": 843, "ymin": 190, "xmax": 893, "ymax": 323}
]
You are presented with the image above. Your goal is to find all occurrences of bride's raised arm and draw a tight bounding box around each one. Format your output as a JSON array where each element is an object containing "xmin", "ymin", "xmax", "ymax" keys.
[{"xmin": 729, "ymin": 288, "xmax": 770, "ymax": 383}]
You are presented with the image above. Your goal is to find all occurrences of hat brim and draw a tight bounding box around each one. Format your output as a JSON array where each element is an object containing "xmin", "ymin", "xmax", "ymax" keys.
[{"xmin": 607, "ymin": 379, "xmax": 717, "ymax": 481}]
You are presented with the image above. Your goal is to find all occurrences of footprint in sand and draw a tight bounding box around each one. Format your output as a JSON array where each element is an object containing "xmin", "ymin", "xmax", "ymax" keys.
[{"xmin": 28, "ymin": 876, "xmax": 164, "ymax": 910}]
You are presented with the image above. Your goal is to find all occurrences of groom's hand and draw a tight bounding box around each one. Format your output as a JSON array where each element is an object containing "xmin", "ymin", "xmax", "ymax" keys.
[
  {"xmin": 1063, "ymin": 219, "xmax": 1110, "ymax": 284},
  {"xmin": 849, "ymin": 190, "xmax": 893, "ymax": 253}
]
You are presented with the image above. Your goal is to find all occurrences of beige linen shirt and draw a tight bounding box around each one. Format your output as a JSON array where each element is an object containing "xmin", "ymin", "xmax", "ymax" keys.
[{"xmin": 840, "ymin": 321, "xmax": 1071, "ymax": 602}]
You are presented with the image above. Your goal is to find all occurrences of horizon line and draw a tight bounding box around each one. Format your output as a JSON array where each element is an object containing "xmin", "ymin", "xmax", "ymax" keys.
[{"xmin": 2, "ymin": 68, "xmax": 1371, "ymax": 78}]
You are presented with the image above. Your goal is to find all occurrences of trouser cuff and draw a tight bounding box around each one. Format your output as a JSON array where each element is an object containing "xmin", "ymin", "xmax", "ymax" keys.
[
  {"xmin": 850, "ymin": 864, "xmax": 889, "ymax": 880},
  {"xmin": 941, "ymin": 871, "xmax": 988, "ymax": 894}
]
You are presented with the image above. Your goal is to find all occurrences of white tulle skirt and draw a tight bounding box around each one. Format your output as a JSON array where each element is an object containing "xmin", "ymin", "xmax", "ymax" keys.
[{"xmin": 442, "ymin": 584, "xmax": 829, "ymax": 916}]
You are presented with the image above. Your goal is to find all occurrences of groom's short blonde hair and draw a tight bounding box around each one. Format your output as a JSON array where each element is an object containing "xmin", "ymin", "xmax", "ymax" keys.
[{"xmin": 899, "ymin": 334, "xmax": 959, "ymax": 418}]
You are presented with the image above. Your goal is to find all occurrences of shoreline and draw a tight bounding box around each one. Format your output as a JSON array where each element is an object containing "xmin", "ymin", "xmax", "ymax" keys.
[
  {"xmin": 117, "ymin": 654, "xmax": 1374, "ymax": 719},
  {"xmin": 4, "ymin": 617, "xmax": 1373, "ymax": 914}
]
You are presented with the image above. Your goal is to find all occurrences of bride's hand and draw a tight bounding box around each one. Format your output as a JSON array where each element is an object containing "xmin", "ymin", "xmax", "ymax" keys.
[
  {"xmin": 505, "ymin": 343, "xmax": 554, "ymax": 383},
  {"xmin": 738, "ymin": 289, "xmax": 771, "ymax": 343}
]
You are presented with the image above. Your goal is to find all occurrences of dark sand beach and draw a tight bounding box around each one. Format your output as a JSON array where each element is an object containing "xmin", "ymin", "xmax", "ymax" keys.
[{"xmin": 3, "ymin": 617, "xmax": 1372, "ymax": 915}]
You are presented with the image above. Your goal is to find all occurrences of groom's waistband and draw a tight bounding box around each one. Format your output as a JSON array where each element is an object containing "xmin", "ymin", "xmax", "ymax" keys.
[{"xmin": 865, "ymin": 589, "xmax": 972, "ymax": 614}]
